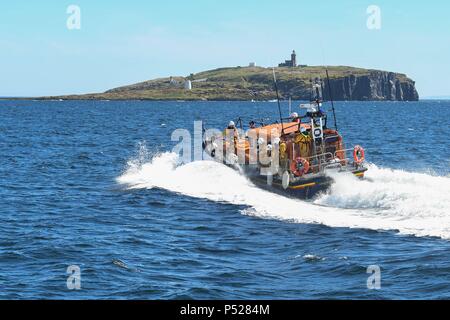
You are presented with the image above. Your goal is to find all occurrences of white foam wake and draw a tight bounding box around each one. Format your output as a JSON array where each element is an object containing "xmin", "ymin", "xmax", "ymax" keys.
[{"xmin": 117, "ymin": 151, "xmax": 450, "ymax": 240}]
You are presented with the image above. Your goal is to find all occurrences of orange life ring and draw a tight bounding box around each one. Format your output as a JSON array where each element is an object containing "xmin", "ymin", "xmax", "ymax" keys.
[
  {"xmin": 353, "ymin": 145, "xmax": 365, "ymax": 165},
  {"xmin": 291, "ymin": 157, "xmax": 310, "ymax": 177}
]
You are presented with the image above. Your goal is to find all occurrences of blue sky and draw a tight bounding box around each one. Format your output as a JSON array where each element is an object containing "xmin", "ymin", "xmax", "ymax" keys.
[{"xmin": 1, "ymin": 0, "xmax": 449, "ymax": 97}]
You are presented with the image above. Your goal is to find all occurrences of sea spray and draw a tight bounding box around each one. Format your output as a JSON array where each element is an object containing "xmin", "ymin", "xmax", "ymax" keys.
[
  {"xmin": 316, "ymin": 164, "xmax": 450, "ymax": 217},
  {"xmin": 117, "ymin": 152, "xmax": 450, "ymax": 240}
]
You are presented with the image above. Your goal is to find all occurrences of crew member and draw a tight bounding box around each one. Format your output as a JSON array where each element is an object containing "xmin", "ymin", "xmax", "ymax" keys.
[
  {"xmin": 225, "ymin": 121, "xmax": 239, "ymax": 154},
  {"xmin": 227, "ymin": 121, "xmax": 236, "ymax": 130},
  {"xmin": 290, "ymin": 112, "xmax": 300, "ymax": 123}
]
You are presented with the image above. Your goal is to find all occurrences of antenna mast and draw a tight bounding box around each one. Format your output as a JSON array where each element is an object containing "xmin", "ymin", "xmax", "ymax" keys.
[
  {"xmin": 325, "ymin": 69, "xmax": 338, "ymax": 131},
  {"xmin": 272, "ymin": 68, "xmax": 285, "ymax": 135},
  {"xmin": 289, "ymin": 97, "xmax": 292, "ymax": 115}
]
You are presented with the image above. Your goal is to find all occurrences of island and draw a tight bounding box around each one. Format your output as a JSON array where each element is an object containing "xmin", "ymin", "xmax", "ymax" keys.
[{"xmin": 38, "ymin": 65, "xmax": 419, "ymax": 102}]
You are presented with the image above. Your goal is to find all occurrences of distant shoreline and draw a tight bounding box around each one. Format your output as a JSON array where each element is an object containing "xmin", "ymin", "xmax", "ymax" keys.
[
  {"xmin": 2, "ymin": 98, "xmax": 448, "ymax": 102},
  {"xmin": 2, "ymin": 65, "xmax": 420, "ymax": 102}
]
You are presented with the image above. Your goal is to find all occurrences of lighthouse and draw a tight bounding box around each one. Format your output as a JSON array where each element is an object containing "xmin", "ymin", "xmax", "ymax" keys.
[
  {"xmin": 291, "ymin": 50, "xmax": 297, "ymax": 67},
  {"xmin": 278, "ymin": 50, "xmax": 298, "ymax": 67}
]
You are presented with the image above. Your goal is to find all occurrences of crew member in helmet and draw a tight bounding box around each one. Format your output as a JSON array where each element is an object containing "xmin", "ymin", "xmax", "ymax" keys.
[
  {"xmin": 227, "ymin": 121, "xmax": 236, "ymax": 130},
  {"xmin": 225, "ymin": 121, "xmax": 239, "ymax": 138},
  {"xmin": 224, "ymin": 121, "xmax": 239, "ymax": 154},
  {"xmin": 290, "ymin": 112, "xmax": 300, "ymax": 123}
]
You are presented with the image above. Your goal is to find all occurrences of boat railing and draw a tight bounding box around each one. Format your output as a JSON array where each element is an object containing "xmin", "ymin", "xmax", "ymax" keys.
[
  {"xmin": 299, "ymin": 152, "xmax": 335, "ymax": 173},
  {"xmin": 334, "ymin": 148, "xmax": 359, "ymax": 166},
  {"xmin": 295, "ymin": 147, "xmax": 356, "ymax": 174}
]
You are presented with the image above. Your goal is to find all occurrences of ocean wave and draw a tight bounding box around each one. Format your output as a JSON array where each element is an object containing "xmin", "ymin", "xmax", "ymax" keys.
[{"xmin": 117, "ymin": 151, "xmax": 450, "ymax": 240}]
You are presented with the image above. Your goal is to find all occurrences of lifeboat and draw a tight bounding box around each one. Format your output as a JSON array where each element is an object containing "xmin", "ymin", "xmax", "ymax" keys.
[{"xmin": 202, "ymin": 79, "xmax": 368, "ymax": 199}]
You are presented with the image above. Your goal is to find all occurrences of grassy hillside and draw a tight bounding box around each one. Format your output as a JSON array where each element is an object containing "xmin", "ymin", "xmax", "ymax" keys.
[{"xmin": 36, "ymin": 66, "xmax": 417, "ymax": 101}]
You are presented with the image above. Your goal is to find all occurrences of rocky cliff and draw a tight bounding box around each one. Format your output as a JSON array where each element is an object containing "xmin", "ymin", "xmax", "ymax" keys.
[
  {"xmin": 246, "ymin": 67, "xmax": 418, "ymax": 101},
  {"xmin": 322, "ymin": 71, "xmax": 419, "ymax": 101}
]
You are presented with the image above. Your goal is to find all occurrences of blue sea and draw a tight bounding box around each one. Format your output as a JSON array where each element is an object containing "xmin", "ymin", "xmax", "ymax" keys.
[{"xmin": 0, "ymin": 99, "xmax": 449, "ymax": 299}]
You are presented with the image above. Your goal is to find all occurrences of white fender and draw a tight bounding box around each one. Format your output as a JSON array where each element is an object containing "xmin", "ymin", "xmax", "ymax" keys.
[{"xmin": 282, "ymin": 171, "xmax": 290, "ymax": 190}]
